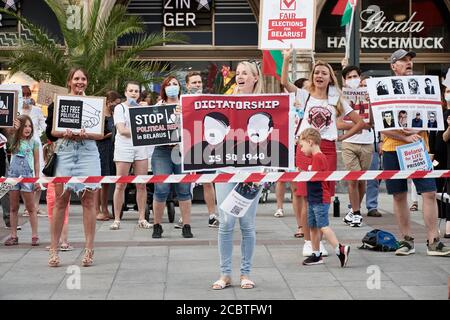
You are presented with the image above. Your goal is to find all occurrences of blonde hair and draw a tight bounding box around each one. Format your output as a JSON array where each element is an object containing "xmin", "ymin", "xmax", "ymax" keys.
[
  {"xmin": 309, "ymin": 60, "xmax": 344, "ymax": 116},
  {"xmin": 233, "ymin": 61, "xmax": 264, "ymax": 94},
  {"xmin": 299, "ymin": 128, "xmax": 321, "ymax": 146}
]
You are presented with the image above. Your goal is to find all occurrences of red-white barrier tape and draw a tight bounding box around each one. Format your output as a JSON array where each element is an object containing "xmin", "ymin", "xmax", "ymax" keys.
[{"xmin": 0, "ymin": 170, "xmax": 449, "ymax": 184}]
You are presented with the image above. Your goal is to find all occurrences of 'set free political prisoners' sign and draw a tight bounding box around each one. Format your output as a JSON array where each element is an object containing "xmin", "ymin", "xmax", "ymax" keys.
[
  {"xmin": 259, "ymin": 0, "xmax": 315, "ymax": 50},
  {"xmin": 366, "ymin": 75, "xmax": 443, "ymax": 132},
  {"xmin": 128, "ymin": 104, "xmax": 181, "ymax": 147},
  {"xmin": 53, "ymin": 95, "xmax": 105, "ymax": 135}
]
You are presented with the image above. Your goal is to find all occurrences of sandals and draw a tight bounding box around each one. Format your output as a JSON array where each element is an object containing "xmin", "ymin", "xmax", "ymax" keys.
[
  {"xmin": 240, "ymin": 276, "xmax": 255, "ymax": 289},
  {"xmin": 294, "ymin": 226, "xmax": 304, "ymax": 238},
  {"xmin": 138, "ymin": 220, "xmax": 153, "ymax": 229},
  {"xmin": 60, "ymin": 243, "xmax": 74, "ymax": 251},
  {"xmin": 48, "ymin": 249, "xmax": 60, "ymax": 267},
  {"xmin": 4, "ymin": 236, "xmax": 18, "ymax": 246},
  {"xmin": 274, "ymin": 209, "xmax": 284, "ymax": 218},
  {"xmin": 82, "ymin": 248, "xmax": 94, "ymax": 267},
  {"xmin": 212, "ymin": 277, "xmax": 231, "ymax": 290},
  {"xmin": 31, "ymin": 236, "xmax": 40, "ymax": 246},
  {"xmin": 410, "ymin": 202, "xmax": 418, "ymax": 211},
  {"xmin": 96, "ymin": 213, "xmax": 110, "ymax": 221},
  {"xmin": 110, "ymin": 220, "xmax": 120, "ymax": 230}
]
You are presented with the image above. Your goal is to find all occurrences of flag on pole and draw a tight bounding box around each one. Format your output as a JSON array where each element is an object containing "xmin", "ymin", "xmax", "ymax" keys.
[
  {"xmin": 262, "ymin": 50, "xmax": 284, "ymax": 80},
  {"xmin": 331, "ymin": 0, "xmax": 358, "ymax": 27}
]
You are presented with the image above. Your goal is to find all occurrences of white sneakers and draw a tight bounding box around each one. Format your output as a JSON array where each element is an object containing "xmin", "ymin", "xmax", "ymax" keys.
[
  {"xmin": 302, "ymin": 240, "xmax": 329, "ymax": 257},
  {"xmin": 343, "ymin": 209, "xmax": 362, "ymax": 227},
  {"xmin": 274, "ymin": 209, "xmax": 284, "ymax": 217}
]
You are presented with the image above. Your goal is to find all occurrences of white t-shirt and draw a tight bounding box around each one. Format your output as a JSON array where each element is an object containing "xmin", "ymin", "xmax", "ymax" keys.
[
  {"xmin": 296, "ymin": 88, "xmax": 353, "ymax": 141},
  {"xmin": 113, "ymin": 103, "xmax": 133, "ymax": 147}
]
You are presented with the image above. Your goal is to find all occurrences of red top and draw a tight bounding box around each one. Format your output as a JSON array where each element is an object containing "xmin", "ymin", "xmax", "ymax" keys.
[{"xmin": 307, "ymin": 152, "xmax": 331, "ymax": 204}]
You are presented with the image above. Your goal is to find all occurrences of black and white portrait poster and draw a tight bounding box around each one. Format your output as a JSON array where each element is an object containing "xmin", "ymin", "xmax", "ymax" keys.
[
  {"xmin": 53, "ymin": 95, "xmax": 106, "ymax": 135},
  {"xmin": 128, "ymin": 104, "xmax": 180, "ymax": 147},
  {"xmin": 366, "ymin": 76, "xmax": 443, "ymax": 132},
  {"xmin": 0, "ymin": 90, "xmax": 18, "ymax": 127},
  {"xmin": 180, "ymin": 94, "xmax": 295, "ymax": 172}
]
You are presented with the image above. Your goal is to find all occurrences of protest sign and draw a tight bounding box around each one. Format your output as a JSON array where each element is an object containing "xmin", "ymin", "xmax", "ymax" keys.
[
  {"xmin": 342, "ymin": 88, "xmax": 370, "ymax": 123},
  {"xmin": 37, "ymin": 81, "xmax": 67, "ymax": 106},
  {"xmin": 396, "ymin": 140, "xmax": 432, "ymax": 171},
  {"xmin": 0, "ymin": 182, "xmax": 16, "ymax": 200},
  {"xmin": 0, "ymin": 89, "xmax": 18, "ymax": 127},
  {"xmin": 0, "ymin": 84, "xmax": 22, "ymax": 115},
  {"xmin": 259, "ymin": 0, "xmax": 315, "ymax": 50},
  {"xmin": 220, "ymin": 183, "xmax": 262, "ymax": 218},
  {"xmin": 180, "ymin": 93, "xmax": 295, "ymax": 172},
  {"xmin": 53, "ymin": 95, "xmax": 105, "ymax": 135},
  {"xmin": 366, "ymin": 75, "xmax": 443, "ymax": 132},
  {"xmin": 128, "ymin": 104, "xmax": 180, "ymax": 147}
]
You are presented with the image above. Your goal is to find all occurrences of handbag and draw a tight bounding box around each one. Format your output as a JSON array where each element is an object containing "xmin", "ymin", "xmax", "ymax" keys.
[{"xmin": 42, "ymin": 152, "xmax": 57, "ymax": 177}]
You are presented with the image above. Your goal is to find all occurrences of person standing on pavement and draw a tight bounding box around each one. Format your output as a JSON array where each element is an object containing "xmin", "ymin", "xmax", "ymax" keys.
[
  {"xmin": 211, "ymin": 61, "xmax": 263, "ymax": 290},
  {"xmin": 438, "ymin": 84, "xmax": 450, "ymax": 238},
  {"xmin": 46, "ymin": 68, "xmax": 103, "ymax": 267},
  {"xmin": 184, "ymin": 71, "xmax": 219, "ymax": 228},
  {"xmin": 381, "ymin": 49, "xmax": 450, "ymax": 256}
]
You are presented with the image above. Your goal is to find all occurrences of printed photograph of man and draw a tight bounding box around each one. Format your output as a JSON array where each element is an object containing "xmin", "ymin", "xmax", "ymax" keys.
[
  {"xmin": 398, "ymin": 110, "xmax": 408, "ymax": 128},
  {"xmin": 408, "ymin": 78, "xmax": 420, "ymax": 94},
  {"xmin": 376, "ymin": 81, "xmax": 389, "ymax": 95},
  {"xmin": 382, "ymin": 110, "xmax": 395, "ymax": 128},
  {"xmin": 427, "ymin": 111, "xmax": 437, "ymax": 128},
  {"xmin": 425, "ymin": 78, "xmax": 435, "ymax": 94},
  {"xmin": 392, "ymin": 79, "xmax": 405, "ymax": 94},
  {"xmin": 412, "ymin": 112, "xmax": 423, "ymax": 128}
]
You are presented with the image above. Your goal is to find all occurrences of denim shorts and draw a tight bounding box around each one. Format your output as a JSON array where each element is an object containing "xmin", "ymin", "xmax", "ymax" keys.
[
  {"xmin": 54, "ymin": 139, "xmax": 101, "ymax": 195},
  {"xmin": 151, "ymin": 145, "xmax": 191, "ymax": 202},
  {"xmin": 8, "ymin": 155, "xmax": 34, "ymax": 192},
  {"xmin": 307, "ymin": 203, "xmax": 330, "ymax": 228},
  {"xmin": 383, "ymin": 151, "xmax": 436, "ymax": 195}
]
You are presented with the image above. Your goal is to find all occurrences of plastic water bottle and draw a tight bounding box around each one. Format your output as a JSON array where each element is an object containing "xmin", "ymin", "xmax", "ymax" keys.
[{"xmin": 333, "ymin": 196, "xmax": 340, "ymax": 217}]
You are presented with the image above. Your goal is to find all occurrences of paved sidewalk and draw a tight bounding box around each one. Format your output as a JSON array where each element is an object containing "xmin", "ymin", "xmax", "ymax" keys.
[{"xmin": 0, "ymin": 192, "xmax": 449, "ymax": 300}]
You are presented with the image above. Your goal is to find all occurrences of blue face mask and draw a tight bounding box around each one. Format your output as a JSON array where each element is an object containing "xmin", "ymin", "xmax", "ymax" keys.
[
  {"xmin": 127, "ymin": 97, "xmax": 139, "ymax": 106},
  {"xmin": 165, "ymin": 85, "xmax": 180, "ymax": 98}
]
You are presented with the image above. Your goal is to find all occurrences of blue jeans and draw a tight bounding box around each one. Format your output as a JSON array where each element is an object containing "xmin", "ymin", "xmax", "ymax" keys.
[
  {"xmin": 307, "ymin": 203, "xmax": 330, "ymax": 228},
  {"xmin": 366, "ymin": 151, "xmax": 379, "ymax": 211},
  {"xmin": 8, "ymin": 155, "xmax": 34, "ymax": 192},
  {"xmin": 151, "ymin": 146, "xmax": 191, "ymax": 202},
  {"xmin": 216, "ymin": 182, "xmax": 261, "ymax": 277},
  {"xmin": 55, "ymin": 139, "xmax": 101, "ymax": 195}
]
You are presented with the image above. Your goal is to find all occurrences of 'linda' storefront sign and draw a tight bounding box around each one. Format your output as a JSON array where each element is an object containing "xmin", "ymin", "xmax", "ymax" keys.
[{"xmin": 327, "ymin": 5, "xmax": 444, "ymax": 50}]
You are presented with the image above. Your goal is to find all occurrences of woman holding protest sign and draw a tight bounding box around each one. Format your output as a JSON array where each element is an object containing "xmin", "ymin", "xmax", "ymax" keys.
[
  {"xmin": 110, "ymin": 82, "xmax": 151, "ymax": 230},
  {"xmin": 281, "ymin": 47, "xmax": 364, "ymax": 257},
  {"xmin": 46, "ymin": 68, "xmax": 103, "ymax": 267},
  {"xmin": 151, "ymin": 76, "xmax": 193, "ymax": 239},
  {"xmin": 211, "ymin": 61, "xmax": 264, "ymax": 290}
]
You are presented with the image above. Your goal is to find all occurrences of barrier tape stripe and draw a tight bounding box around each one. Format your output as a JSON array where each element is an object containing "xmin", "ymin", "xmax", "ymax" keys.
[{"xmin": 3, "ymin": 170, "xmax": 450, "ymax": 184}]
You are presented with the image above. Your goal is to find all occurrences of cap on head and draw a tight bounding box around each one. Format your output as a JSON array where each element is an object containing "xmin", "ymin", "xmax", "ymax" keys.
[{"xmin": 390, "ymin": 49, "xmax": 416, "ymax": 64}]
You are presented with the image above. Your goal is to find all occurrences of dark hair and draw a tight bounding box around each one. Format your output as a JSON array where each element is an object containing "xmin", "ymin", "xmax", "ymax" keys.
[
  {"xmin": 204, "ymin": 112, "xmax": 229, "ymax": 127},
  {"xmin": 11, "ymin": 114, "xmax": 34, "ymax": 154},
  {"xmin": 293, "ymin": 78, "xmax": 309, "ymax": 89},
  {"xmin": 342, "ymin": 65, "xmax": 362, "ymax": 79},
  {"xmin": 105, "ymin": 90, "xmax": 121, "ymax": 104},
  {"xmin": 125, "ymin": 81, "xmax": 141, "ymax": 93},
  {"xmin": 425, "ymin": 78, "xmax": 432, "ymax": 83},
  {"xmin": 160, "ymin": 76, "xmax": 180, "ymax": 102},
  {"xmin": 398, "ymin": 110, "xmax": 407, "ymax": 115},
  {"xmin": 185, "ymin": 72, "xmax": 201, "ymax": 84},
  {"xmin": 66, "ymin": 67, "xmax": 89, "ymax": 92},
  {"xmin": 247, "ymin": 112, "xmax": 274, "ymax": 129},
  {"xmin": 21, "ymin": 85, "xmax": 31, "ymax": 96}
]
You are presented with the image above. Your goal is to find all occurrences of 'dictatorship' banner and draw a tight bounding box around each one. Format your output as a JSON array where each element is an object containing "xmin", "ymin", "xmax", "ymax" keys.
[{"xmin": 180, "ymin": 94, "xmax": 295, "ymax": 172}]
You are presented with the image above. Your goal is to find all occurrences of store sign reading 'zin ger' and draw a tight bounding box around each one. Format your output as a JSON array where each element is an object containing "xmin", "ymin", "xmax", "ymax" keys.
[
  {"xmin": 163, "ymin": 0, "xmax": 213, "ymax": 28},
  {"xmin": 327, "ymin": 5, "xmax": 444, "ymax": 50}
]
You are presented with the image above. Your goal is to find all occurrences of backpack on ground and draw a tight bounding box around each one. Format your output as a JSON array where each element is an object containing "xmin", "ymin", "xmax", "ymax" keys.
[{"xmin": 359, "ymin": 229, "xmax": 399, "ymax": 252}]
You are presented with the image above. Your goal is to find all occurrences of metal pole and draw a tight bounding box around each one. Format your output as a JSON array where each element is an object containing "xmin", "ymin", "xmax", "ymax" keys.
[{"xmin": 350, "ymin": 2, "xmax": 360, "ymax": 67}]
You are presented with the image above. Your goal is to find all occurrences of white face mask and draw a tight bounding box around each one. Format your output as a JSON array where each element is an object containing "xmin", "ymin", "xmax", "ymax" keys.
[
  {"xmin": 445, "ymin": 93, "xmax": 450, "ymax": 103},
  {"xmin": 346, "ymin": 78, "xmax": 361, "ymax": 89}
]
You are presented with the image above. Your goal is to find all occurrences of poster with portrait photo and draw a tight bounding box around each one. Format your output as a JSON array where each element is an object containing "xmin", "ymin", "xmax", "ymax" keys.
[
  {"xmin": 53, "ymin": 95, "xmax": 106, "ymax": 135},
  {"xmin": 366, "ymin": 75, "xmax": 443, "ymax": 132},
  {"xmin": 0, "ymin": 90, "xmax": 18, "ymax": 128},
  {"xmin": 180, "ymin": 93, "xmax": 295, "ymax": 172},
  {"xmin": 342, "ymin": 88, "xmax": 370, "ymax": 123}
]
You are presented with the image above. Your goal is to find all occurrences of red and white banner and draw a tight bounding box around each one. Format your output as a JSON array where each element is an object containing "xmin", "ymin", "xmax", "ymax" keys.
[
  {"xmin": 180, "ymin": 94, "xmax": 295, "ymax": 172},
  {"xmin": 259, "ymin": 0, "xmax": 315, "ymax": 50},
  {"xmin": 366, "ymin": 75, "xmax": 444, "ymax": 132}
]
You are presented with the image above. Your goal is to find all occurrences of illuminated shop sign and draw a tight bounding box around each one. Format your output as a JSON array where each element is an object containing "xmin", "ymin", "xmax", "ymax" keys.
[{"xmin": 163, "ymin": 0, "xmax": 213, "ymax": 28}]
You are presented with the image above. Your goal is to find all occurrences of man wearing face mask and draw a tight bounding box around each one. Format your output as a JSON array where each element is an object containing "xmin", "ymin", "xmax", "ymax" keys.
[
  {"xmin": 185, "ymin": 72, "xmax": 220, "ymax": 228},
  {"xmin": 338, "ymin": 66, "xmax": 375, "ymax": 227}
]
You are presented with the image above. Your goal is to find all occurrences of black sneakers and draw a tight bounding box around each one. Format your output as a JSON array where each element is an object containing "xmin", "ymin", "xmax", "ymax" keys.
[
  {"xmin": 302, "ymin": 253, "xmax": 323, "ymax": 266},
  {"xmin": 208, "ymin": 216, "xmax": 219, "ymax": 228},
  {"xmin": 152, "ymin": 224, "xmax": 163, "ymax": 239},
  {"xmin": 182, "ymin": 224, "xmax": 193, "ymax": 238},
  {"xmin": 337, "ymin": 244, "xmax": 350, "ymax": 267}
]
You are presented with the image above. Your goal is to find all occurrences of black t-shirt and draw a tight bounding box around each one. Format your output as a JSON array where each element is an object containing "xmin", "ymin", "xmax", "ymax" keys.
[{"xmin": 45, "ymin": 102, "xmax": 58, "ymax": 142}]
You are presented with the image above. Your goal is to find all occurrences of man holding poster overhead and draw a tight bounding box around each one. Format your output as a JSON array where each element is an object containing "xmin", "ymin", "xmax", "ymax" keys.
[{"xmin": 381, "ymin": 49, "xmax": 450, "ymax": 257}]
